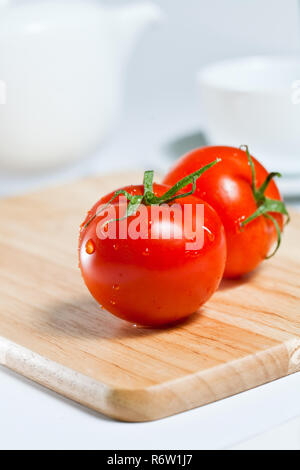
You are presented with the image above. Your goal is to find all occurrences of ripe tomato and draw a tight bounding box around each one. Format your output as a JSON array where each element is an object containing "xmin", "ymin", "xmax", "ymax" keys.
[
  {"xmin": 164, "ymin": 146, "xmax": 288, "ymax": 278},
  {"xmin": 79, "ymin": 182, "xmax": 226, "ymax": 327}
]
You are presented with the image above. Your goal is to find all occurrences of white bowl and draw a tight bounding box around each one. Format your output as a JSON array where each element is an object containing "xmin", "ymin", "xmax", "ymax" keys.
[{"xmin": 198, "ymin": 56, "xmax": 300, "ymax": 175}]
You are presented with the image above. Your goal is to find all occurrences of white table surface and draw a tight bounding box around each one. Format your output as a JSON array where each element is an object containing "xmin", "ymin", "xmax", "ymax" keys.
[{"xmin": 1, "ymin": 365, "xmax": 300, "ymax": 450}]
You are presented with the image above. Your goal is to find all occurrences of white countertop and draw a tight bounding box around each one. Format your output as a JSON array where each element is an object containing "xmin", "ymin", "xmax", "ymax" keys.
[{"xmin": 1, "ymin": 365, "xmax": 300, "ymax": 450}]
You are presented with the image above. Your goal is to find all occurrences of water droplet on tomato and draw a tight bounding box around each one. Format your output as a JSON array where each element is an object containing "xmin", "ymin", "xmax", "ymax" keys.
[
  {"xmin": 113, "ymin": 243, "xmax": 119, "ymax": 251},
  {"xmin": 203, "ymin": 226, "xmax": 215, "ymax": 242},
  {"xmin": 113, "ymin": 284, "xmax": 120, "ymax": 291},
  {"xmin": 143, "ymin": 248, "xmax": 150, "ymax": 256},
  {"xmin": 85, "ymin": 239, "xmax": 95, "ymax": 255},
  {"xmin": 235, "ymin": 216, "xmax": 245, "ymax": 233},
  {"xmin": 110, "ymin": 300, "xmax": 116, "ymax": 306}
]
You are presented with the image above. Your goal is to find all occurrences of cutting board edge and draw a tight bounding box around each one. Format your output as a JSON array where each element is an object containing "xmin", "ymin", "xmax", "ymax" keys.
[{"xmin": 1, "ymin": 334, "xmax": 300, "ymax": 422}]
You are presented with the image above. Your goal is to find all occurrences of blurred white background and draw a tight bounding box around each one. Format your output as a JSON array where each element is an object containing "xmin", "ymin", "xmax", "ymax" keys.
[
  {"xmin": 103, "ymin": 0, "xmax": 300, "ymax": 171},
  {"xmin": 1, "ymin": 0, "xmax": 300, "ymax": 196},
  {"xmin": 121, "ymin": 0, "xmax": 300, "ymax": 135}
]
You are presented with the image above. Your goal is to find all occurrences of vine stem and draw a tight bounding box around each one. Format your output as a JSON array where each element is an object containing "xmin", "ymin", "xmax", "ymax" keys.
[
  {"xmin": 84, "ymin": 159, "xmax": 220, "ymax": 229},
  {"xmin": 240, "ymin": 145, "xmax": 290, "ymax": 258}
]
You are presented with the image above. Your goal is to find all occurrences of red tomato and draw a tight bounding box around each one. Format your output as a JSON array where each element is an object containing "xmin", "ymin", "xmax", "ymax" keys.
[
  {"xmin": 79, "ymin": 183, "xmax": 226, "ymax": 327},
  {"xmin": 164, "ymin": 146, "xmax": 285, "ymax": 278}
]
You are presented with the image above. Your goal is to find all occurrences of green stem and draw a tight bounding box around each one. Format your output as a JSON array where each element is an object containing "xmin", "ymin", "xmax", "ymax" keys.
[
  {"xmin": 241, "ymin": 145, "xmax": 257, "ymax": 196},
  {"xmin": 152, "ymin": 159, "xmax": 220, "ymax": 204},
  {"xmin": 83, "ymin": 159, "xmax": 220, "ymax": 228},
  {"xmin": 240, "ymin": 145, "xmax": 290, "ymax": 258},
  {"xmin": 143, "ymin": 170, "xmax": 154, "ymax": 198},
  {"xmin": 264, "ymin": 213, "xmax": 282, "ymax": 259},
  {"xmin": 84, "ymin": 189, "xmax": 142, "ymax": 229},
  {"xmin": 256, "ymin": 172, "xmax": 282, "ymax": 201}
]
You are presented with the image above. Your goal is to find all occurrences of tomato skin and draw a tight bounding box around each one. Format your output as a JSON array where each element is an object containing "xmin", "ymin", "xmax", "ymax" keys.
[
  {"xmin": 79, "ymin": 183, "xmax": 226, "ymax": 327},
  {"xmin": 164, "ymin": 146, "xmax": 284, "ymax": 279}
]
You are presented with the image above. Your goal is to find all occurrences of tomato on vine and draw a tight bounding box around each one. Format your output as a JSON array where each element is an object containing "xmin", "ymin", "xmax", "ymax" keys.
[
  {"xmin": 164, "ymin": 146, "xmax": 289, "ymax": 278},
  {"xmin": 79, "ymin": 163, "xmax": 226, "ymax": 326}
]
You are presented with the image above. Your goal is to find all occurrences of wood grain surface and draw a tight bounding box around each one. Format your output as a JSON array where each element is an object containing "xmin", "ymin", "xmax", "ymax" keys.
[{"xmin": 0, "ymin": 173, "xmax": 299, "ymax": 422}]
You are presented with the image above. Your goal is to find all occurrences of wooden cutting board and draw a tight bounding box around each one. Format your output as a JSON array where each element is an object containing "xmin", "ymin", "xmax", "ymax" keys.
[{"xmin": 0, "ymin": 173, "xmax": 299, "ymax": 422}]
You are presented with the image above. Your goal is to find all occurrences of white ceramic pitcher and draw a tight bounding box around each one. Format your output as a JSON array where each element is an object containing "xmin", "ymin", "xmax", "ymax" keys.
[{"xmin": 0, "ymin": 0, "xmax": 161, "ymax": 171}]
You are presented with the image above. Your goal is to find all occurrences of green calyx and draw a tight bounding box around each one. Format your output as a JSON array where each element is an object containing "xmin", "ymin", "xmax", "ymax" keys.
[
  {"xmin": 240, "ymin": 145, "xmax": 290, "ymax": 259},
  {"xmin": 84, "ymin": 159, "xmax": 220, "ymax": 229}
]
